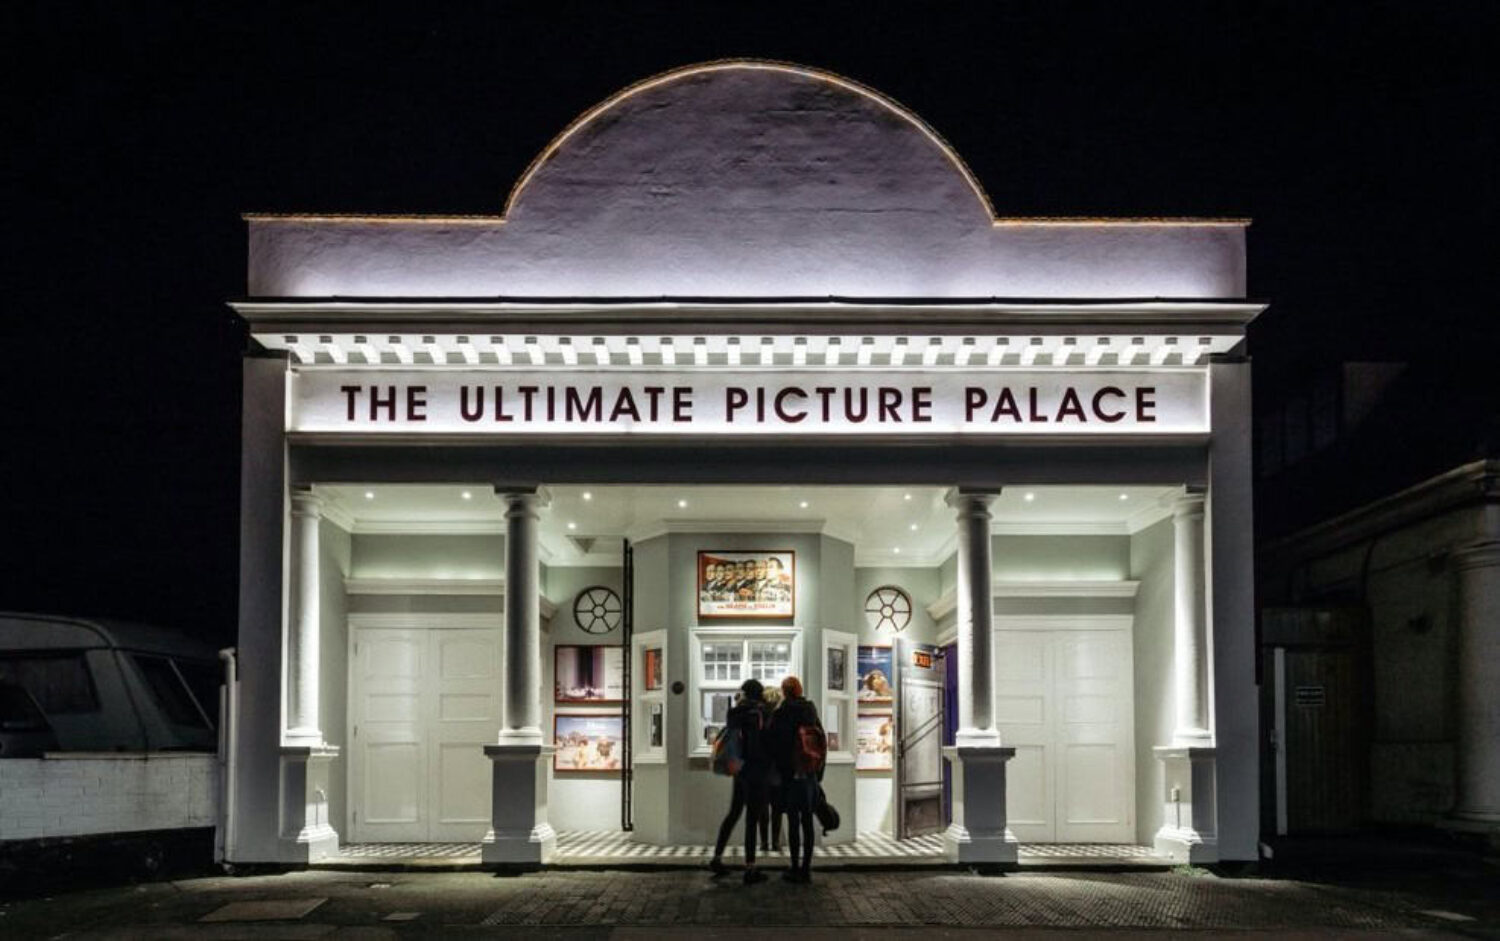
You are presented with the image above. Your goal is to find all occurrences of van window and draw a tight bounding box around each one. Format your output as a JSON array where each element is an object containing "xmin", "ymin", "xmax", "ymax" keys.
[
  {"xmin": 0, "ymin": 652, "xmax": 99, "ymax": 714},
  {"xmin": 132, "ymin": 654, "xmax": 211, "ymax": 729},
  {"xmin": 174, "ymin": 660, "xmax": 221, "ymax": 729}
]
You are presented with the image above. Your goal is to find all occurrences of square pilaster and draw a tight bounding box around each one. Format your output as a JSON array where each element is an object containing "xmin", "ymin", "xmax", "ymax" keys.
[
  {"xmin": 942, "ymin": 745, "xmax": 1018, "ymax": 866},
  {"xmin": 1153, "ymin": 745, "xmax": 1218, "ymax": 864},
  {"xmin": 481, "ymin": 743, "xmax": 557, "ymax": 866}
]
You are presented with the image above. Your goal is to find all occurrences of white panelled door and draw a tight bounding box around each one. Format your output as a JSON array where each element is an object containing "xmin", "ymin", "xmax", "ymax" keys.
[
  {"xmin": 349, "ymin": 624, "xmax": 501, "ymax": 842},
  {"xmin": 993, "ymin": 620, "xmax": 1135, "ymax": 843}
]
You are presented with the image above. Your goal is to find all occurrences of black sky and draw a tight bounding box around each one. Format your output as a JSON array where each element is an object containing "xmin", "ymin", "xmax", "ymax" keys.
[{"xmin": 3, "ymin": 2, "xmax": 1495, "ymax": 642}]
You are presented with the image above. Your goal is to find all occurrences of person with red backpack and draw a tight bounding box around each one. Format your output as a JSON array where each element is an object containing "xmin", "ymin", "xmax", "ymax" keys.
[
  {"xmin": 707, "ymin": 678, "xmax": 772, "ymax": 884},
  {"xmin": 767, "ymin": 674, "xmax": 826, "ymax": 883}
]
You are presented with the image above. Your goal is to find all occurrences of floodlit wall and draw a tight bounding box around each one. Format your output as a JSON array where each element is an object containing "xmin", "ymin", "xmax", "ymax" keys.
[
  {"xmin": 1129, "ymin": 517, "xmax": 1176, "ymax": 844},
  {"xmin": 318, "ymin": 520, "xmax": 352, "ymax": 838},
  {"xmin": 546, "ymin": 564, "xmax": 628, "ymax": 832},
  {"xmin": 0, "ymin": 754, "xmax": 217, "ymax": 841}
]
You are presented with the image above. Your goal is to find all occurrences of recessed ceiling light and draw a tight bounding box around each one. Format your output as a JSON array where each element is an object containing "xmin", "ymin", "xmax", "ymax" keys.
[
  {"xmin": 567, "ymin": 521, "xmax": 577, "ymax": 530},
  {"xmin": 903, "ymin": 493, "xmax": 912, "ymax": 501},
  {"xmin": 677, "ymin": 499, "xmax": 688, "ymax": 508},
  {"xmin": 461, "ymin": 491, "xmax": 472, "ymax": 500},
  {"xmin": 909, "ymin": 523, "xmax": 918, "ymax": 531},
  {"xmin": 1023, "ymin": 492, "xmax": 1035, "ymax": 502},
  {"xmin": 799, "ymin": 500, "xmax": 809, "ymax": 509},
  {"xmin": 1119, "ymin": 493, "xmax": 1130, "ymax": 501},
  {"xmin": 363, "ymin": 491, "xmax": 375, "ymax": 500},
  {"xmin": 893, "ymin": 547, "xmax": 902, "ymax": 554},
  {"xmin": 582, "ymin": 491, "xmax": 593, "ymax": 501}
]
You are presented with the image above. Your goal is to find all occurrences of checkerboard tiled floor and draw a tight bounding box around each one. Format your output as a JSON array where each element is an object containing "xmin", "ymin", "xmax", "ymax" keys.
[{"xmin": 328, "ymin": 832, "xmax": 1164, "ymax": 866}]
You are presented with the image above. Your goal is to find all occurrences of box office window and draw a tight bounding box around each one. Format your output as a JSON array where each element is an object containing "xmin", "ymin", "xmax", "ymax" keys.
[{"xmin": 690, "ymin": 630, "xmax": 801, "ymax": 755}]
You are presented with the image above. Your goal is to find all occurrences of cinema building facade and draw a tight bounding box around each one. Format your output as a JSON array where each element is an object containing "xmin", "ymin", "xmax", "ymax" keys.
[{"xmin": 226, "ymin": 62, "xmax": 1261, "ymax": 867}]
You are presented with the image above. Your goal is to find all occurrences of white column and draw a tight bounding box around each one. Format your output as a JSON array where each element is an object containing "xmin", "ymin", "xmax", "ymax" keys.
[
  {"xmin": 498, "ymin": 487, "xmax": 548, "ymax": 744},
  {"xmin": 941, "ymin": 487, "xmax": 1015, "ymax": 866},
  {"xmin": 484, "ymin": 486, "xmax": 556, "ymax": 865},
  {"xmin": 285, "ymin": 488, "xmax": 323, "ymax": 744},
  {"xmin": 1451, "ymin": 539, "xmax": 1500, "ymax": 827},
  {"xmin": 947, "ymin": 487, "xmax": 1000, "ymax": 747},
  {"xmin": 1172, "ymin": 491, "xmax": 1211, "ymax": 745}
]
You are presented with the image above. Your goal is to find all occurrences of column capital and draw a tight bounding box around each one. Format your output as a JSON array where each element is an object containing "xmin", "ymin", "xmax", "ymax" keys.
[
  {"xmin": 495, "ymin": 485, "xmax": 552, "ymax": 511},
  {"xmin": 1173, "ymin": 490, "xmax": 1206, "ymax": 520},
  {"xmin": 945, "ymin": 487, "xmax": 1002, "ymax": 511},
  {"xmin": 289, "ymin": 487, "xmax": 324, "ymax": 518}
]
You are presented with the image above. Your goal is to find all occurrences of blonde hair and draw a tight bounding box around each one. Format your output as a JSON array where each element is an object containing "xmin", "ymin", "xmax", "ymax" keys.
[
  {"xmin": 781, "ymin": 675, "xmax": 804, "ymax": 700},
  {"xmin": 763, "ymin": 686, "xmax": 783, "ymax": 708}
]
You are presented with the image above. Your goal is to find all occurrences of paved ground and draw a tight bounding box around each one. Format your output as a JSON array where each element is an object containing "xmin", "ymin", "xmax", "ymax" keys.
[{"xmin": 2, "ymin": 860, "xmax": 1499, "ymax": 940}]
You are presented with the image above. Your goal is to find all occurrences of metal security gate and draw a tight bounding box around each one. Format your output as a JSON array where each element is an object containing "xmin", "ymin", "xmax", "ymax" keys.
[{"xmin": 895, "ymin": 640, "xmax": 946, "ymax": 838}]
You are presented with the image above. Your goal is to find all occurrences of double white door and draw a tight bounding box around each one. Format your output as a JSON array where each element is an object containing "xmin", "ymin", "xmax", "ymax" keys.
[
  {"xmin": 348, "ymin": 625, "xmax": 501, "ymax": 842},
  {"xmin": 994, "ymin": 622, "xmax": 1135, "ymax": 843}
]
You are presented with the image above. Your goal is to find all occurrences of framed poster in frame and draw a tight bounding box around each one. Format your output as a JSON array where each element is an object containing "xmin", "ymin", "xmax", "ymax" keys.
[
  {"xmin": 855, "ymin": 713, "xmax": 894, "ymax": 771},
  {"xmin": 643, "ymin": 646, "xmax": 664, "ymax": 691},
  {"xmin": 697, "ymin": 550, "xmax": 795, "ymax": 619},
  {"xmin": 857, "ymin": 645, "xmax": 894, "ymax": 704},
  {"xmin": 826, "ymin": 645, "xmax": 848, "ymax": 692},
  {"xmin": 648, "ymin": 702, "xmax": 664, "ymax": 749},
  {"xmin": 553, "ymin": 714, "xmax": 624, "ymax": 772},
  {"xmin": 555, "ymin": 645, "xmax": 625, "ymax": 702}
]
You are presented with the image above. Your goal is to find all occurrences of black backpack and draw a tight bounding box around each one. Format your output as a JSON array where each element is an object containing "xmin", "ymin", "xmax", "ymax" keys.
[{"xmin": 814, "ymin": 786, "xmax": 841, "ymax": 834}]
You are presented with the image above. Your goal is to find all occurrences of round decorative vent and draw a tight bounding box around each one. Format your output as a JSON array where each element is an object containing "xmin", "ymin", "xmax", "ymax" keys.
[
  {"xmin": 864, "ymin": 585, "xmax": 913, "ymax": 633},
  {"xmin": 572, "ymin": 586, "xmax": 624, "ymax": 634}
]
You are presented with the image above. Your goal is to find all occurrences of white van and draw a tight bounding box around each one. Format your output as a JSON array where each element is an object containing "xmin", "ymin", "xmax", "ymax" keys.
[{"xmin": 0, "ymin": 613, "xmax": 220, "ymax": 753}]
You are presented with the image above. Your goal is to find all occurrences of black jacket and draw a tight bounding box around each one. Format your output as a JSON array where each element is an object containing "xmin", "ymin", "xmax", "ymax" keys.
[
  {"xmin": 725, "ymin": 700, "xmax": 771, "ymax": 775},
  {"xmin": 767, "ymin": 695, "xmax": 822, "ymax": 781}
]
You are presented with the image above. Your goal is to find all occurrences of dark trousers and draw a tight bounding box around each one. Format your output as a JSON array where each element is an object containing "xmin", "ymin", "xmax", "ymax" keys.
[
  {"xmin": 712, "ymin": 772, "xmax": 766, "ymax": 865},
  {"xmin": 782, "ymin": 777, "xmax": 817, "ymax": 872},
  {"xmin": 757, "ymin": 797, "xmax": 783, "ymax": 850}
]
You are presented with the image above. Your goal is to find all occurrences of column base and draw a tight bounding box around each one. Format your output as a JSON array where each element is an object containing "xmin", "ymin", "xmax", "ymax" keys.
[
  {"xmin": 481, "ymin": 744, "xmax": 557, "ymax": 866},
  {"xmin": 279, "ymin": 745, "xmax": 340, "ymax": 862},
  {"xmin": 1153, "ymin": 745, "xmax": 1217, "ymax": 864},
  {"xmin": 942, "ymin": 745, "xmax": 1018, "ymax": 866}
]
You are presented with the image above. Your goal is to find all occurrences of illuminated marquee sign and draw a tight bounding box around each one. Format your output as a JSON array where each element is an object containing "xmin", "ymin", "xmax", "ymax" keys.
[{"xmin": 288, "ymin": 370, "xmax": 1208, "ymax": 435}]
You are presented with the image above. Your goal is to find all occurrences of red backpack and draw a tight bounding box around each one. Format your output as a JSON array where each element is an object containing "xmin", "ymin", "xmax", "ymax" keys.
[{"xmin": 795, "ymin": 723, "xmax": 827, "ymax": 776}]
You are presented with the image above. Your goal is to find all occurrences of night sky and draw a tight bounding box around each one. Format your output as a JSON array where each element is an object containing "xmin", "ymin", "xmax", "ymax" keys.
[{"xmin": 4, "ymin": 3, "xmax": 1495, "ymax": 643}]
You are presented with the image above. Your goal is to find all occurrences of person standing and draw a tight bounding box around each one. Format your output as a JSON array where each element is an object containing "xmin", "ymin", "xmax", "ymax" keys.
[
  {"xmin": 758, "ymin": 685, "xmax": 784, "ymax": 853},
  {"xmin": 767, "ymin": 675, "xmax": 825, "ymax": 883},
  {"xmin": 707, "ymin": 678, "xmax": 771, "ymax": 884}
]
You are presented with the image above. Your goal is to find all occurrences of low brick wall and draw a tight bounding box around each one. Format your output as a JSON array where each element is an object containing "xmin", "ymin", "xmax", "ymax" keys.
[{"xmin": 0, "ymin": 753, "xmax": 218, "ymax": 841}]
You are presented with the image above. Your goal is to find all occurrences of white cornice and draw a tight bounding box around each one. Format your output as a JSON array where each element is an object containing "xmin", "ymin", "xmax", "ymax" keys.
[
  {"xmin": 344, "ymin": 578, "xmax": 557, "ymax": 617},
  {"xmin": 233, "ymin": 298, "xmax": 1267, "ymax": 328},
  {"xmin": 926, "ymin": 579, "xmax": 1140, "ymax": 620},
  {"xmin": 993, "ymin": 580, "xmax": 1140, "ymax": 598},
  {"xmin": 349, "ymin": 519, "xmax": 506, "ymax": 535},
  {"xmin": 625, "ymin": 518, "xmax": 856, "ymax": 544},
  {"xmin": 990, "ymin": 521, "xmax": 1129, "ymax": 536},
  {"xmin": 1124, "ymin": 490, "xmax": 1179, "ymax": 534}
]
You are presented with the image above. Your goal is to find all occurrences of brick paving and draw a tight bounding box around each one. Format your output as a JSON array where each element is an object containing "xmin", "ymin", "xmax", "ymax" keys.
[{"xmin": 0, "ymin": 866, "xmax": 1489, "ymax": 938}]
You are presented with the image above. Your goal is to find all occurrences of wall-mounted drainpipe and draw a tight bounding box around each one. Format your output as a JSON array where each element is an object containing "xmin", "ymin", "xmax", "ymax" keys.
[{"xmin": 216, "ymin": 647, "xmax": 238, "ymax": 866}]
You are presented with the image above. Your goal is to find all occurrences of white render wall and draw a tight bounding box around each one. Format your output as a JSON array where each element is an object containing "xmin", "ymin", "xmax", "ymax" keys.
[
  {"xmin": 0, "ymin": 754, "xmax": 217, "ymax": 841},
  {"xmin": 246, "ymin": 63, "xmax": 1246, "ymax": 300}
]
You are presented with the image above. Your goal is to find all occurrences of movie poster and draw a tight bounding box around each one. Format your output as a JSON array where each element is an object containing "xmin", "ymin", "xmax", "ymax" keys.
[
  {"xmin": 697, "ymin": 550, "xmax": 795, "ymax": 618},
  {"xmin": 553, "ymin": 714, "xmax": 624, "ymax": 772},
  {"xmin": 555, "ymin": 645, "xmax": 625, "ymax": 702},
  {"xmin": 856, "ymin": 713, "xmax": 894, "ymax": 771},
  {"xmin": 857, "ymin": 645, "xmax": 894, "ymax": 704}
]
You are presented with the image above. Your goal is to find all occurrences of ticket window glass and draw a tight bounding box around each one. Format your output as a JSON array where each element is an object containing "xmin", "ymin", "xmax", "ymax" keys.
[{"xmin": 690, "ymin": 631, "xmax": 800, "ymax": 756}]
